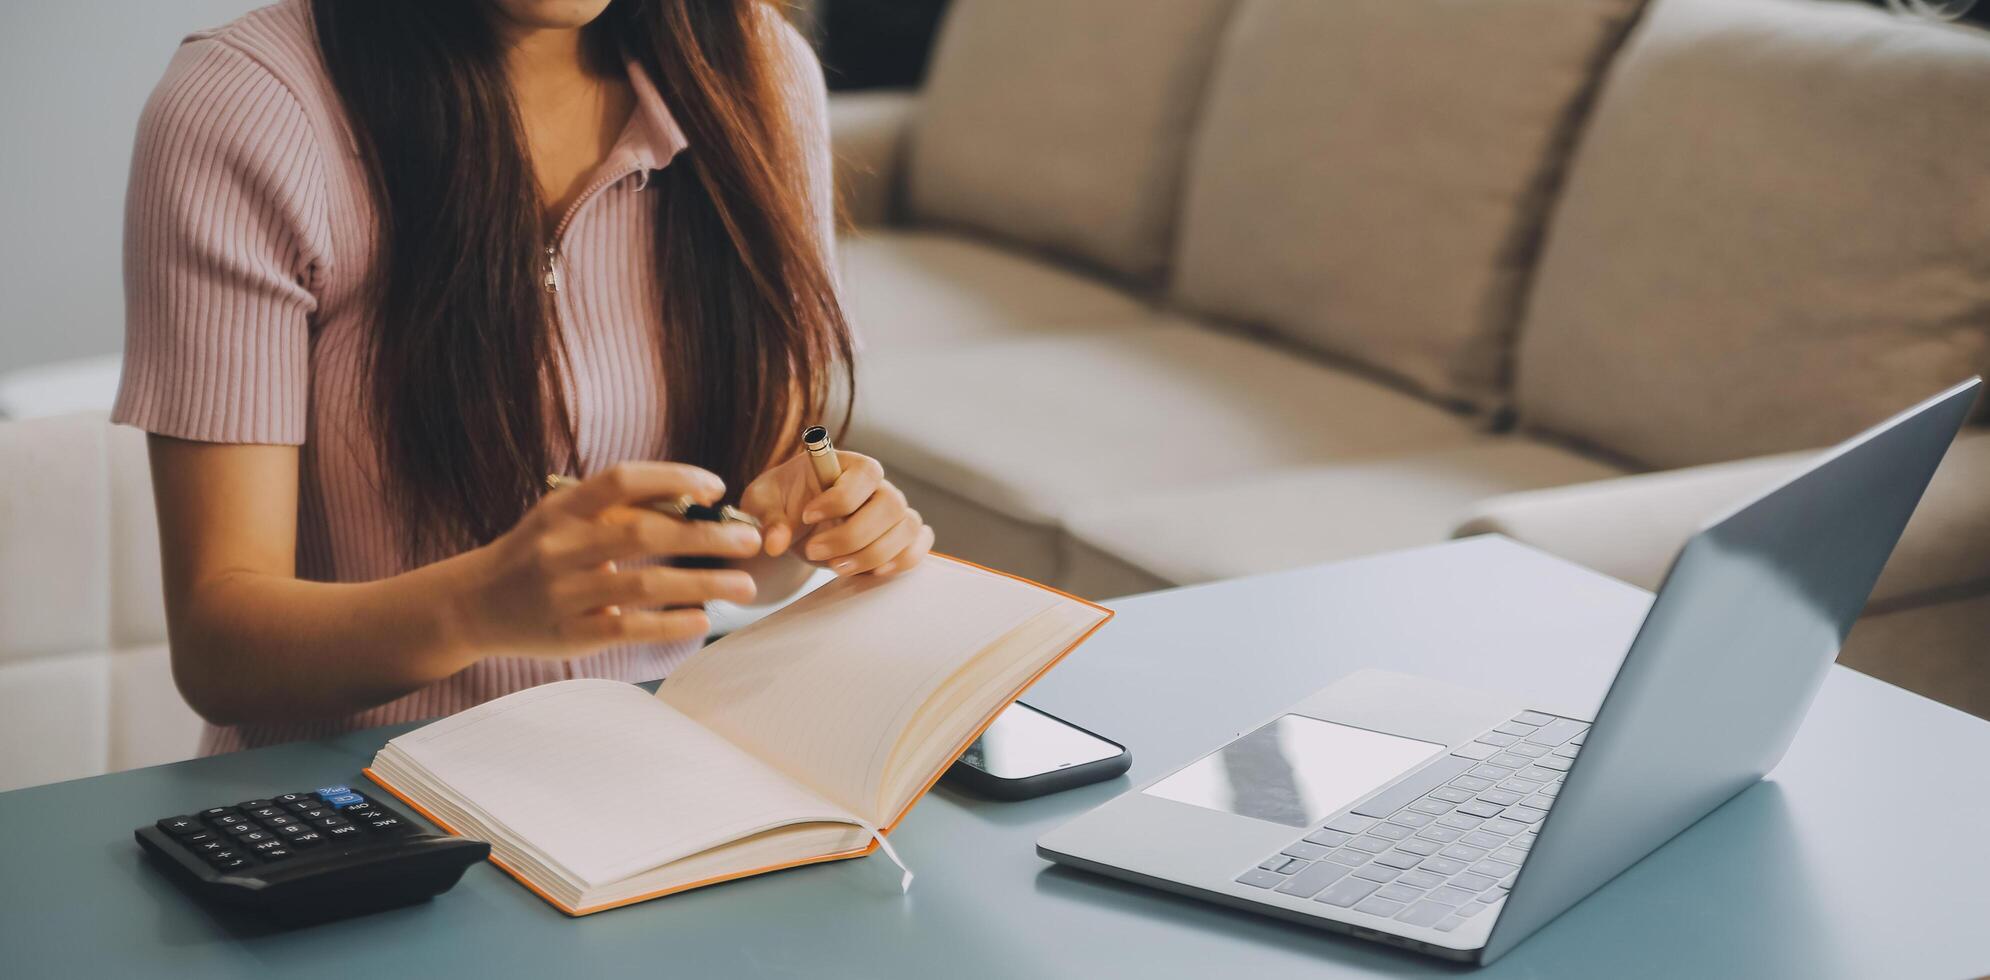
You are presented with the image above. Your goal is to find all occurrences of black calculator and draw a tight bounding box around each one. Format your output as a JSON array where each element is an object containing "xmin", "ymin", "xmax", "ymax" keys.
[{"xmin": 136, "ymin": 784, "xmax": 489, "ymax": 923}]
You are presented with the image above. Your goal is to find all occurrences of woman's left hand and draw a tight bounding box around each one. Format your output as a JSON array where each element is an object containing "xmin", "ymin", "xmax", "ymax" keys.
[{"xmin": 739, "ymin": 449, "xmax": 934, "ymax": 578}]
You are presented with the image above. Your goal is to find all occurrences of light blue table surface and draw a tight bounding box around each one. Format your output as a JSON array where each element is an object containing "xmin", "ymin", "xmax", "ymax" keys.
[{"xmin": 3, "ymin": 536, "xmax": 1986, "ymax": 978}]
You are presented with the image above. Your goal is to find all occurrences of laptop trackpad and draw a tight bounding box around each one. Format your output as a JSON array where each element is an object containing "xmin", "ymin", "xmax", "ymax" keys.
[{"xmin": 1144, "ymin": 714, "xmax": 1444, "ymax": 828}]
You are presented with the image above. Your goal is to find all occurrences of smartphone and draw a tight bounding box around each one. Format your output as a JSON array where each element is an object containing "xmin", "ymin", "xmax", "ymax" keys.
[{"xmin": 944, "ymin": 702, "xmax": 1131, "ymax": 800}]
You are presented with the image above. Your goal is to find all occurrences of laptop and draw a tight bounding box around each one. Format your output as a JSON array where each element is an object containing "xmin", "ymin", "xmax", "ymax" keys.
[{"xmin": 1037, "ymin": 378, "xmax": 1982, "ymax": 964}]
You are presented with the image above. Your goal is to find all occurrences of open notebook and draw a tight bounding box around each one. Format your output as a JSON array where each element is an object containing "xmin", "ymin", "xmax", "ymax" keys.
[{"xmin": 364, "ymin": 555, "xmax": 1111, "ymax": 915}]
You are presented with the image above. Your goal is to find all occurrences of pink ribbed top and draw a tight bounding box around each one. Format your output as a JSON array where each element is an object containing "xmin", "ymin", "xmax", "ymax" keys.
[{"xmin": 111, "ymin": 1, "xmax": 834, "ymax": 754}]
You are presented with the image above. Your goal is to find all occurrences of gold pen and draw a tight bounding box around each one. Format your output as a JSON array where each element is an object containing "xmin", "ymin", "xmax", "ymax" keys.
[
  {"xmin": 544, "ymin": 473, "xmax": 761, "ymax": 529},
  {"xmin": 802, "ymin": 424, "xmax": 842, "ymax": 490}
]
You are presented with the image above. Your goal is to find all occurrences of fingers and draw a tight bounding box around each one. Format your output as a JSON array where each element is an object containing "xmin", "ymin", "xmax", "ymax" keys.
[
  {"xmin": 761, "ymin": 520, "xmax": 796, "ymax": 558},
  {"xmin": 872, "ymin": 524, "xmax": 935, "ymax": 579},
  {"xmin": 544, "ymin": 510, "xmax": 762, "ymax": 569},
  {"xmin": 558, "ymin": 607, "xmax": 712, "ymax": 646},
  {"xmin": 804, "ymin": 483, "xmax": 908, "ymax": 563},
  {"xmin": 801, "ymin": 452, "xmax": 883, "ymax": 525},
  {"xmin": 738, "ymin": 456, "xmax": 814, "ymax": 557},
  {"xmin": 555, "ymin": 565, "xmax": 757, "ymax": 615},
  {"xmin": 829, "ymin": 511, "xmax": 923, "ymax": 577},
  {"xmin": 550, "ymin": 461, "xmax": 725, "ymax": 519}
]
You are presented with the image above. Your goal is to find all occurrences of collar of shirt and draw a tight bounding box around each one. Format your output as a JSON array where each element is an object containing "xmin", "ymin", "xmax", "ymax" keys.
[
  {"xmin": 327, "ymin": 61, "xmax": 689, "ymax": 178},
  {"xmin": 617, "ymin": 59, "xmax": 690, "ymax": 191}
]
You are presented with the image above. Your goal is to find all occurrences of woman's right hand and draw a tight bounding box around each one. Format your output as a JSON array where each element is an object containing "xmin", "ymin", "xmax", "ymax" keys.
[{"xmin": 446, "ymin": 462, "xmax": 762, "ymax": 658}]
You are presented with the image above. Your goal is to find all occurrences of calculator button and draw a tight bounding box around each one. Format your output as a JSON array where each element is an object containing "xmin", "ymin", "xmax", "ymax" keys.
[
  {"xmin": 221, "ymin": 822, "xmax": 258, "ymax": 837},
  {"xmin": 235, "ymin": 799, "xmax": 274, "ymax": 811},
  {"xmin": 311, "ymin": 815, "xmax": 351, "ymax": 830},
  {"xmin": 259, "ymin": 847, "xmax": 294, "ymax": 861},
  {"xmin": 315, "ymin": 785, "xmax": 352, "ymax": 798},
  {"xmin": 275, "ymin": 823, "xmax": 311, "ymax": 838},
  {"xmin": 157, "ymin": 816, "xmax": 202, "ymax": 836},
  {"xmin": 192, "ymin": 839, "xmax": 228, "ymax": 854},
  {"xmin": 261, "ymin": 815, "xmax": 298, "ymax": 829},
  {"xmin": 182, "ymin": 831, "xmax": 215, "ymax": 845},
  {"xmin": 246, "ymin": 806, "xmax": 285, "ymax": 820},
  {"xmin": 337, "ymin": 803, "xmax": 378, "ymax": 819},
  {"xmin": 273, "ymin": 793, "xmax": 315, "ymax": 805},
  {"xmin": 248, "ymin": 838, "xmax": 287, "ymax": 854},
  {"xmin": 323, "ymin": 792, "xmax": 365, "ymax": 807},
  {"xmin": 283, "ymin": 800, "xmax": 320, "ymax": 814},
  {"xmin": 239, "ymin": 831, "xmax": 273, "ymax": 845},
  {"xmin": 295, "ymin": 807, "xmax": 334, "ymax": 821},
  {"xmin": 287, "ymin": 831, "xmax": 325, "ymax": 848},
  {"xmin": 209, "ymin": 856, "xmax": 252, "ymax": 872},
  {"xmin": 362, "ymin": 816, "xmax": 410, "ymax": 835},
  {"xmin": 321, "ymin": 824, "xmax": 364, "ymax": 842}
]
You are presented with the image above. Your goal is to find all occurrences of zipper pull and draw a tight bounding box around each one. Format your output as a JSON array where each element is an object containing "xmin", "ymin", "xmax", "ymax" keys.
[{"xmin": 542, "ymin": 244, "xmax": 561, "ymax": 293}]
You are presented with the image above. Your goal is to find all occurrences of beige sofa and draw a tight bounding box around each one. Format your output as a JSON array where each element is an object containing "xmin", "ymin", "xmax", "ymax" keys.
[{"xmin": 831, "ymin": 0, "xmax": 1990, "ymax": 717}]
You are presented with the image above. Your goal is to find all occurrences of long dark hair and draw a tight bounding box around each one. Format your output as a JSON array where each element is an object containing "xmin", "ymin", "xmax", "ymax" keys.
[{"xmin": 312, "ymin": 0, "xmax": 852, "ymax": 558}]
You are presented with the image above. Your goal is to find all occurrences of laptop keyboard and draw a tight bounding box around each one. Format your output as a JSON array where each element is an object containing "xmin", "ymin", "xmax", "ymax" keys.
[{"xmin": 1235, "ymin": 710, "xmax": 1588, "ymax": 934}]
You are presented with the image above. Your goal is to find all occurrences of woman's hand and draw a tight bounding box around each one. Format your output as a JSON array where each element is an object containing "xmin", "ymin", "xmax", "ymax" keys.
[
  {"xmin": 739, "ymin": 450, "xmax": 934, "ymax": 579},
  {"xmin": 448, "ymin": 462, "xmax": 762, "ymax": 657}
]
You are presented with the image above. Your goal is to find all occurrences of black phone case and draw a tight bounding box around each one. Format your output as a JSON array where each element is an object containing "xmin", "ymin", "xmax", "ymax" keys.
[{"xmin": 943, "ymin": 707, "xmax": 1131, "ymax": 801}]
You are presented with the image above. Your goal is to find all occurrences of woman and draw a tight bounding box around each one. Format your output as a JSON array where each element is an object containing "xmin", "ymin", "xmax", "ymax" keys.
[{"xmin": 113, "ymin": 0, "xmax": 932, "ymax": 753}]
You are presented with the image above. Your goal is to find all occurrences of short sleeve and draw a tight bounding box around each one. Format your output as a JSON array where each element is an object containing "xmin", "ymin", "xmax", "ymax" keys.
[{"xmin": 112, "ymin": 39, "xmax": 329, "ymax": 446}]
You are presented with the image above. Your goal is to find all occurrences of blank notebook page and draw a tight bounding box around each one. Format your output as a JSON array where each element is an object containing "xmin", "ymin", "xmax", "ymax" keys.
[
  {"xmin": 385, "ymin": 679, "xmax": 853, "ymax": 887},
  {"xmin": 659, "ymin": 558, "xmax": 1067, "ymax": 821}
]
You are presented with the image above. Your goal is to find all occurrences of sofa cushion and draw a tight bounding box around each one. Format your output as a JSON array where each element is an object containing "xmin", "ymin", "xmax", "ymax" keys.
[
  {"xmin": 906, "ymin": 0, "xmax": 1238, "ymax": 283},
  {"xmin": 1064, "ymin": 441, "xmax": 1625, "ymax": 590},
  {"xmin": 0, "ymin": 652, "xmax": 110, "ymax": 793},
  {"xmin": 110, "ymin": 421, "xmax": 168, "ymax": 647},
  {"xmin": 109, "ymin": 643, "xmax": 202, "ymax": 773},
  {"xmin": 848, "ymin": 321, "xmax": 1480, "ymax": 533},
  {"xmin": 1455, "ymin": 428, "xmax": 1990, "ymax": 611},
  {"xmin": 828, "ymin": 90, "xmax": 918, "ymax": 228},
  {"xmin": 1, "ymin": 413, "xmax": 112, "ymax": 659},
  {"xmin": 1171, "ymin": 0, "xmax": 1643, "ymax": 410},
  {"xmin": 1841, "ymin": 592, "xmax": 1990, "ymax": 722},
  {"xmin": 840, "ymin": 231, "xmax": 1159, "ymax": 351},
  {"xmin": 1, "ymin": 413, "xmax": 198, "ymax": 791},
  {"xmin": 1515, "ymin": 0, "xmax": 1990, "ymax": 469}
]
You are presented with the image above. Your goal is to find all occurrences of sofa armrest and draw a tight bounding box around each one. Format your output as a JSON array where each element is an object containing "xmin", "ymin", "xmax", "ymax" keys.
[
  {"xmin": 1454, "ymin": 429, "xmax": 1990, "ymax": 610},
  {"xmin": 830, "ymin": 89, "xmax": 918, "ymax": 228}
]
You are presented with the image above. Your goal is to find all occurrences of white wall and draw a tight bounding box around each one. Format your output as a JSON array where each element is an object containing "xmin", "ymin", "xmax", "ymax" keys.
[{"xmin": 0, "ymin": 1, "xmax": 265, "ymax": 373}]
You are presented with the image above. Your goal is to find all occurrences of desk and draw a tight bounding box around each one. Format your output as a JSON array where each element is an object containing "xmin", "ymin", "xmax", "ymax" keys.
[{"xmin": 4, "ymin": 537, "xmax": 1987, "ymax": 978}]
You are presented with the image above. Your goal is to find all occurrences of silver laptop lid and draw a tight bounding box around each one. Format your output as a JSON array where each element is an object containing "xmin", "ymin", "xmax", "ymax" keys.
[{"xmin": 1482, "ymin": 378, "xmax": 1981, "ymax": 963}]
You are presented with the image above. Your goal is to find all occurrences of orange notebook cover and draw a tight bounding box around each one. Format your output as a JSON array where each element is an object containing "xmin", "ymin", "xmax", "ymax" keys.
[{"xmin": 366, "ymin": 554, "xmax": 1111, "ymax": 916}]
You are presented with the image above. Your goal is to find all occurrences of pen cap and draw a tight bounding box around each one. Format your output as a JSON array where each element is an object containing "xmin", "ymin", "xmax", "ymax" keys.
[{"xmin": 802, "ymin": 424, "xmax": 842, "ymax": 488}]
